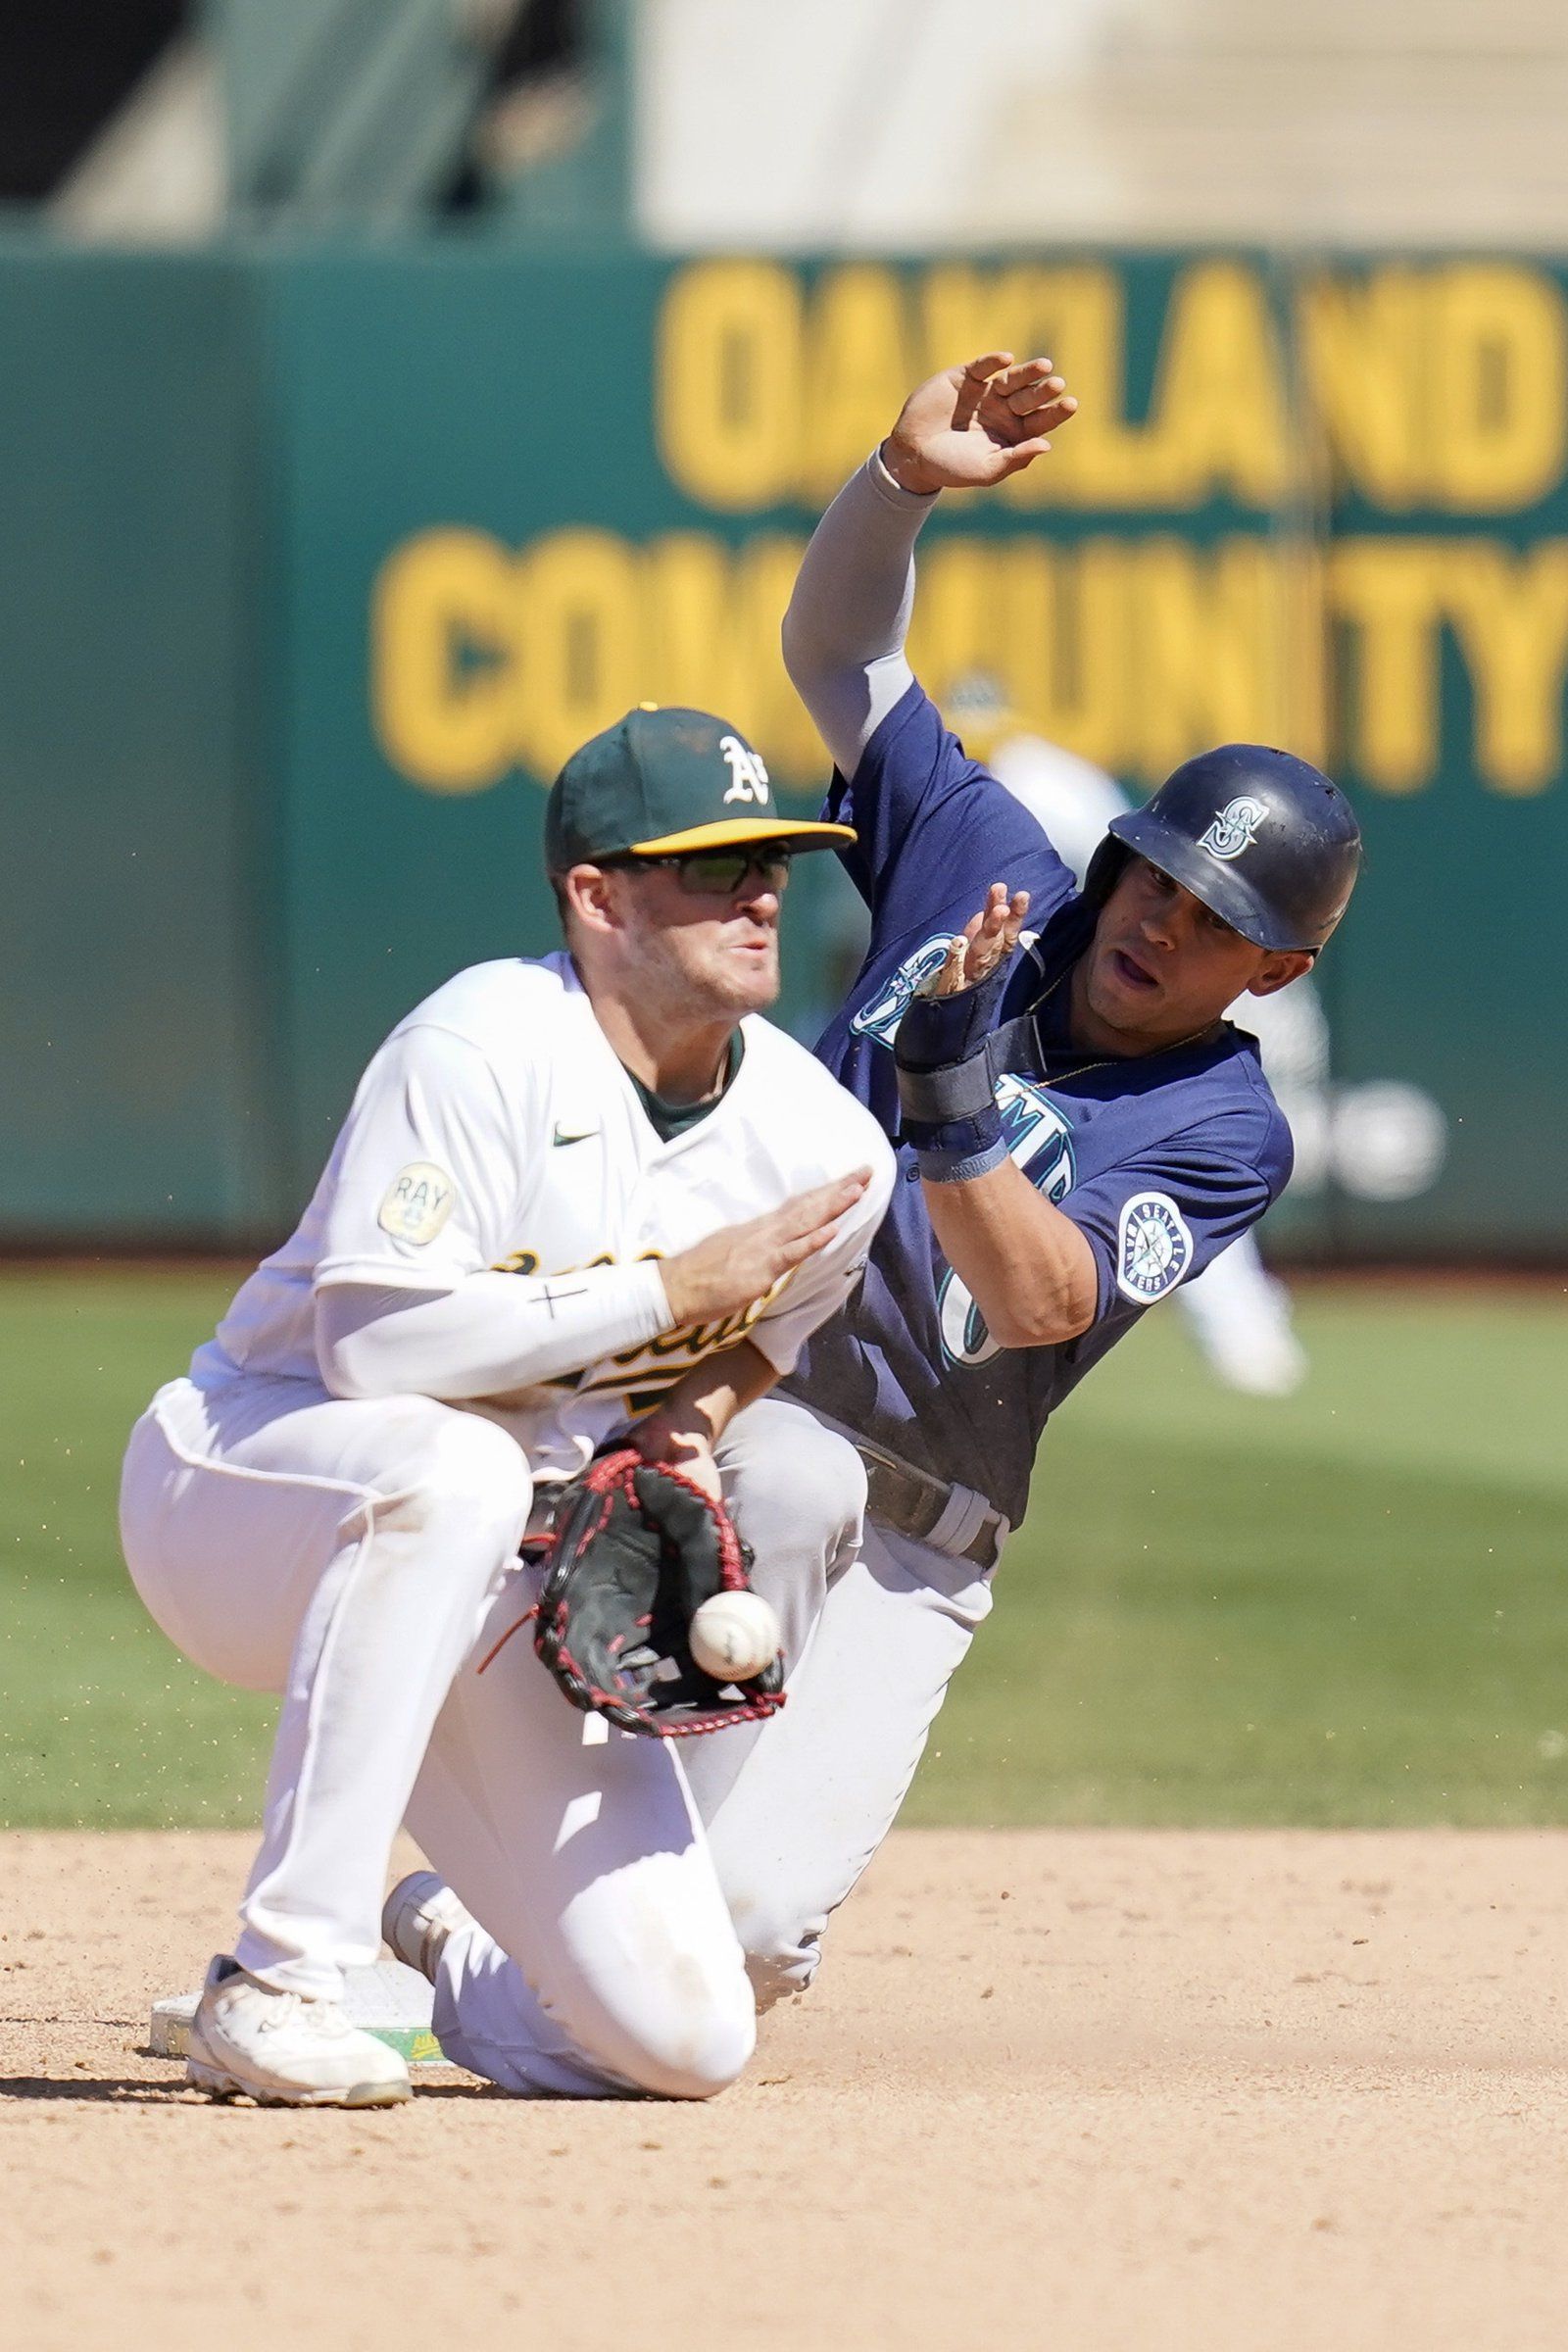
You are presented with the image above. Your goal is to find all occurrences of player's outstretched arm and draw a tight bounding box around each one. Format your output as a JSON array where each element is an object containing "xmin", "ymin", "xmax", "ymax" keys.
[
  {"xmin": 896, "ymin": 879, "xmax": 1098, "ymax": 1348},
  {"xmin": 922, "ymin": 1167, "xmax": 1099, "ymax": 1348},
  {"xmin": 316, "ymin": 1172, "xmax": 872, "ymax": 1405},
  {"xmin": 782, "ymin": 355, "xmax": 1075, "ymax": 778}
]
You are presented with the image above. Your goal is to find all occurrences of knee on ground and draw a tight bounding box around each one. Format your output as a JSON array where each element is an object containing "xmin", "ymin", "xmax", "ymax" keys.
[{"xmin": 551, "ymin": 1938, "xmax": 759, "ymax": 2100}]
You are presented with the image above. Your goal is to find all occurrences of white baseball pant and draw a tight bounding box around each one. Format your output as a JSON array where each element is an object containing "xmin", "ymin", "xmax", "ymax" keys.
[{"xmin": 119, "ymin": 1374, "xmax": 865, "ymax": 2097}]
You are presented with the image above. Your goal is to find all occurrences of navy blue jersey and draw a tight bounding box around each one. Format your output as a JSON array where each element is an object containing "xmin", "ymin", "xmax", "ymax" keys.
[{"xmin": 789, "ymin": 682, "xmax": 1294, "ymax": 1531}]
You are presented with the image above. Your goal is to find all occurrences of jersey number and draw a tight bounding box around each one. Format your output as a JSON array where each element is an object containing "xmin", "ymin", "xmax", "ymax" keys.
[{"xmin": 937, "ymin": 1083, "xmax": 1076, "ymax": 1369}]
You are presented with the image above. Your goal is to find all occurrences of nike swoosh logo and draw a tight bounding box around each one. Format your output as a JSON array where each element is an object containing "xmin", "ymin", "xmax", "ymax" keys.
[{"xmin": 552, "ymin": 1126, "xmax": 599, "ymax": 1147}]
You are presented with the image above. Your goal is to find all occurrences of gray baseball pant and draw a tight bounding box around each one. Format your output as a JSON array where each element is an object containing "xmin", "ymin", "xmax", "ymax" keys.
[{"xmin": 701, "ymin": 1398, "xmax": 996, "ymax": 2009}]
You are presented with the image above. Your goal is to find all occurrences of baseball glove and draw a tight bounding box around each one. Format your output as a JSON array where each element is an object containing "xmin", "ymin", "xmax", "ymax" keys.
[{"xmin": 524, "ymin": 1448, "xmax": 786, "ymax": 1739}]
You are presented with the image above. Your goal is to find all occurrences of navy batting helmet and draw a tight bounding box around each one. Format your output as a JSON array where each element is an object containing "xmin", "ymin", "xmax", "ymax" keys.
[{"xmin": 1082, "ymin": 744, "xmax": 1362, "ymax": 954}]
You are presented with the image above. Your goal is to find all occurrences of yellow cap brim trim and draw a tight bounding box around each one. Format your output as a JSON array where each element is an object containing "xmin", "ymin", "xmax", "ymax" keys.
[{"xmin": 624, "ymin": 817, "xmax": 858, "ymax": 855}]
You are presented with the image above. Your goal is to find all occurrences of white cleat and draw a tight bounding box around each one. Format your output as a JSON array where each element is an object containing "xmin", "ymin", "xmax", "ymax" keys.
[
  {"xmin": 381, "ymin": 1871, "xmax": 474, "ymax": 1985},
  {"xmin": 185, "ymin": 1955, "xmax": 412, "ymax": 2108}
]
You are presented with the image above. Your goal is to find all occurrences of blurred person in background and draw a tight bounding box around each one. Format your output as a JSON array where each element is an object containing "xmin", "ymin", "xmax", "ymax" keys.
[{"xmin": 946, "ymin": 674, "xmax": 1327, "ymax": 1397}]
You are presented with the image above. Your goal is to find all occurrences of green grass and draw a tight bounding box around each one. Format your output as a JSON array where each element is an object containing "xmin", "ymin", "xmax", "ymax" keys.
[
  {"xmin": 1, "ymin": 1268, "xmax": 1564, "ymax": 1829},
  {"xmin": 0, "ymin": 1270, "xmax": 275, "ymax": 1827},
  {"xmin": 910, "ymin": 1287, "xmax": 1568, "ymax": 1826}
]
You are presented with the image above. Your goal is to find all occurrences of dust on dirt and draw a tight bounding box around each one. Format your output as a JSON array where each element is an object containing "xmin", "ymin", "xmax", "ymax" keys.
[{"xmin": 3, "ymin": 1827, "xmax": 1566, "ymax": 2352}]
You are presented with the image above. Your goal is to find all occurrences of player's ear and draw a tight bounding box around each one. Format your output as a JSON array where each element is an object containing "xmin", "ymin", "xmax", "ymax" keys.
[
  {"xmin": 1247, "ymin": 948, "xmax": 1316, "ymax": 999},
  {"xmin": 560, "ymin": 862, "xmax": 621, "ymax": 939}
]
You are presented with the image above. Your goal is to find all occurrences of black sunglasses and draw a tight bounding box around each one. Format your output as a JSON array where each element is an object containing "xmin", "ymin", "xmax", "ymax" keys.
[{"xmin": 615, "ymin": 847, "xmax": 796, "ymax": 897}]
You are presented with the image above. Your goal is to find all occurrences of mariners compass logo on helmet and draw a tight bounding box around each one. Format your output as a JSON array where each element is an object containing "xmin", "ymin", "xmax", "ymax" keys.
[{"xmin": 1198, "ymin": 796, "xmax": 1268, "ymax": 862}]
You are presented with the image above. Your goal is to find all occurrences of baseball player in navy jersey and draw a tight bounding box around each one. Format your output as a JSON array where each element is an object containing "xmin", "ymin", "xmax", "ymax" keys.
[
  {"xmin": 121, "ymin": 707, "xmax": 894, "ymax": 2105},
  {"xmin": 952, "ymin": 690, "xmax": 1324, "ymax": 1396},
  {"xmin": 680, "ymin": 355, "xmax": 1361, "ymax": 2006}
]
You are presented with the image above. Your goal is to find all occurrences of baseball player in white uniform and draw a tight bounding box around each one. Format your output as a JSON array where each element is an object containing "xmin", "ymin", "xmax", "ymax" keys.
[
  {"xmin": 949, "ymin": 680, "xmax": 1326, "ymax": 1396},
  {"xmin": 120, "ymin": 704, "xmax": 894, "ymax": 2106}
]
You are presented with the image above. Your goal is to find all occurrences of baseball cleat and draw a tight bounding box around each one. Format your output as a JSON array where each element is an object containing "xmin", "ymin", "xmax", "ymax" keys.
[
  {"xmin": 185, "ymin": 1955, "xmax": 412, "ymax": 2107},
  {"xmin": 381, "ymin": 1871, "xmax": 473, "ymax": 1985}
]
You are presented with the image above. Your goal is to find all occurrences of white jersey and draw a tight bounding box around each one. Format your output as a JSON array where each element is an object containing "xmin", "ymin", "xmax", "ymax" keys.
[{"xmin": 204, "ymin": 954, "xmax": 895, "ymax": 1482}]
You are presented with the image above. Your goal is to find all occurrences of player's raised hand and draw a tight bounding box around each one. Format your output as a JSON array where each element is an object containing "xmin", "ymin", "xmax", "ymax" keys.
[
  {"xmin": 882, "ymin": 356, "xmax": 1077, "ymax": 496},
  {"xmin": 660, "ymin": 1169, "xmax": 873, "ymax": 1326},
  {"xmin": 926, "ymin": 884, "xmax": 1031, "ymax": 998}
]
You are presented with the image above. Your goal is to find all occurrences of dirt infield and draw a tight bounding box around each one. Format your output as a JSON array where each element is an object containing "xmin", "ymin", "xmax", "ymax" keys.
[{"xmin": 4, "ymin": 1830, "xmax": 1567, "ymax": 2352}]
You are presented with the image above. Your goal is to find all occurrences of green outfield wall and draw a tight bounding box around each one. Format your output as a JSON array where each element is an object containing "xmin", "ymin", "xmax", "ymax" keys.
[
  {"xmin": 2, "ymin": 240, "xmax": 1563, "ymax": 1251},
  {"xmin": 0, "ymin": 249, "xmax": 284, "ymax": 1239}
]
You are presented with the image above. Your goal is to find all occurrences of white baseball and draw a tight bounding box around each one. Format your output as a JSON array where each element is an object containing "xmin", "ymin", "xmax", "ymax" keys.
[{"xmin": 689, "ymin": 1591, "xmax": 781, "ymax": 1683}]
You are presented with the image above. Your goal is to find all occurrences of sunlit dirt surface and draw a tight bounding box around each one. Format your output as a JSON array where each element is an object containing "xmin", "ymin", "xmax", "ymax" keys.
[{"xmin": 3, "ymin": 1828, "xmax": 1566, "ymax": 2352}]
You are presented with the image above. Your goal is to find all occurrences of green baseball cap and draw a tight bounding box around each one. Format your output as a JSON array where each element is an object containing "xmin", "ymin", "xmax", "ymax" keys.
[{"xmin": 544, "ymin": 705, "xmax": 857, "ymax": 870}]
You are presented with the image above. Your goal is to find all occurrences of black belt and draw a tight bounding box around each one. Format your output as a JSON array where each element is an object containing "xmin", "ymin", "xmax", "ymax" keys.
[{"xmin": 854, "ymin": 1440, "xmax": 1008, "ymax": 1574}]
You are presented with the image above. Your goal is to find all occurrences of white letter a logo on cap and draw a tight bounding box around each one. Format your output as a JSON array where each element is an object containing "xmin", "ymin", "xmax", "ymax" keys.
[{"xmin": 719, "ymin": 736, "xmax": 770, "ymax": 806}]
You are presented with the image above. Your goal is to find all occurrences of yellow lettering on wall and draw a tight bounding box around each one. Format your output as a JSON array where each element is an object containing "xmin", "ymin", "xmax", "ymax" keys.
[
  {"xmin": 1297, "ymin": 270, "xmax": 1428, "ymax": 507},
  {"xmin": 656, "ymin": 261, "xmax": 802, "ymax": 511},
  {"xmin": 1298, "ymin": 264, "xmax": 1567, "ymax": 512},
  {"xmin": 639, "ymin": 532, "xmax": 732, "ymax": 710},
  {"xmin": 371, "ymin": 528, "xmax": 523, "ymax": 793},
  {"xmin": 1279, "ymin": 541, "xmax": 1329, "ymax": 771},
  {"xmin": 917, "ymin": 264, "xmax": 1027, "ymax": 380},
  {"xmin": 1128, "ymin": 538, "xmax": 1288, "ymax": 776},
  {"xmin": 725, "ymin": 535, "xmax": 823, "ymax": 777},
  {"xmin": 373, "ymin": 518, "xmax": 1568, "ymax": 808},
  {"xmin": 1431, "ymin": 266, "xmax": 1567, "ymax": 511},
  {"xmin": 798, "ymin": 266, "xmax": 915, "ymax": 504},
  {"xmin": 1002, "ymin": 266, "xmax": 1158, "ymax": 509},
  {"xmin": 1144, "ymin": 263, "xmax": 1292, "ymax": 505},
  {"xmin": 1068, "ymin": 543, "xmax": 1139, "ymax": 771},
  {"xmin": 640, "ymin": 532, "xmax": 815, "ymax": 773},
  {"xmin": 917, "ymin": 260, "xmax": 1120, "ymax": 494},
  {"xmin": 1000, "ymin": 538, "xmax": 1131, "ymax": 770},
  {"xmin": 514, "ymin": 529, "xmax": 641, "ymax": 778},
  {"xmin": 1329, "ymin": 541, "xmax": 1445, "ymax": 791},
  {"xmin": 644, "ymin": 533, "xmax": 818, "ymax": 774},
  {"xmin": 1445, "ymin": 540, "xmax": 1568, "ymax": 793},
  {"xmin": 906, "ymin": 535, "xmax": 1302, "ymax": 782},
  {"xmin": 906, "ymin": 537, "xmax": 1004, "ymax": 700},
  {"xmin": 652, "ymin": 258, "xmax": 1568, "ymax": 525}
]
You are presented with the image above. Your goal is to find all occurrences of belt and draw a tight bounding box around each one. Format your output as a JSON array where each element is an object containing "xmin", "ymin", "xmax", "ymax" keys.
[{"xmin": 853, "ymin": 1438, "xmax": 1009, "ymax": 1575}]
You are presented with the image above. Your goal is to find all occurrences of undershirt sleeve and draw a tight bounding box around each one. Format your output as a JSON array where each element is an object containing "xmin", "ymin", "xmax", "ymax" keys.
[
  {"xmin": 783, "ymin": 454, "xmax": 1074, "ymax": 941},
  {"xmin": 315, "ymin": 1265, "xmax": 673, "ymax": 1401},
  {"xmin": 781, "ymin": 449, "xmax": 936, "ymax": 777}
]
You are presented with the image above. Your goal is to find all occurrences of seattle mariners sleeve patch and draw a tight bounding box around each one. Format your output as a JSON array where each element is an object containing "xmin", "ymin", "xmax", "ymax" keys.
[
  {"xmin": 1115, "ymin": 1191, "xmax": 1194, "ymax": 1302},
  {"xmin": 377, "ymin": 1162, "xmax": 458, "ymax": 1246}
]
